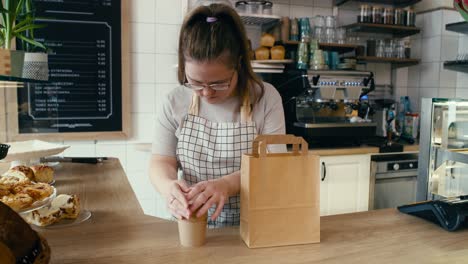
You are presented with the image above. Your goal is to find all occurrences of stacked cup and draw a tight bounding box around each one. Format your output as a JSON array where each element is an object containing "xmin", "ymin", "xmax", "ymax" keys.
[{"xmin": 178, "ymin": 211, "xmax": 208, "ymax": 247}]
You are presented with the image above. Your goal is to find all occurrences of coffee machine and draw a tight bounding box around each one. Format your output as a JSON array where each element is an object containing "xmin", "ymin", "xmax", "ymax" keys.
[{"xmin": 271, "ymin": 69, "xmax": 376, "ymax": 147}]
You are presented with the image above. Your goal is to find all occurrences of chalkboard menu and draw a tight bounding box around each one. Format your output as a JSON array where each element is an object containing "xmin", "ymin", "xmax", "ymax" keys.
[{"xmin": 12, "ymin": 0, "xmax": 129, "ymax": 139}]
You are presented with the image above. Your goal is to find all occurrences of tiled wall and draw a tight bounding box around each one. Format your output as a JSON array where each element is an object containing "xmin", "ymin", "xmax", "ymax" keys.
[{"xmin": 404, "ymin": 9, "xmax": 467, "ymax": 111}]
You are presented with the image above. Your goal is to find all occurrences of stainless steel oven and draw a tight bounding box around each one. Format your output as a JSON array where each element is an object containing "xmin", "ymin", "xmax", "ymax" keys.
[{"xmin": 371, "ymin": 153, "xmax": 418, "ymax": 209}]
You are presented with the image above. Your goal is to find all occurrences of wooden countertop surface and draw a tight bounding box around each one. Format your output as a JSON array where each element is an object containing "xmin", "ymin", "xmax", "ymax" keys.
[
  {"xmin": 135, "ymin": 143, "xmax": 419, "ymax": 156},
  {"xmin": 36, "ymin": 158, "xmax": 468, "ymax": 263}
]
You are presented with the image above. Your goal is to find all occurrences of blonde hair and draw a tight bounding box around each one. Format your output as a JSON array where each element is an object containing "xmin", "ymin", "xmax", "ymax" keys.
[{"xmin": 177, "ymin": 3, "xmax": 264, "ymax": 105}]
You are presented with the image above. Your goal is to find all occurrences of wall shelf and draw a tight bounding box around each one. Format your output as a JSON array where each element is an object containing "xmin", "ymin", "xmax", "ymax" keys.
[
  {"xmin": 446, "ymin": 21, "xmax": 468, "ymax": 35},
  {"xmin": 283, "ymin": 41, "xmax": 359, "ymax": 54},
  {"xmin": 334, "ymin": 0, "xmax": 421, "ymax": 8},
  {"xmin": 356, "ymin": 56, "xmax": 420, "ymax": 68},
  {"xmin": 239, "ymin": 14, "xmax": 281, "ymax": 26},
  {"xmin": 344, "ymin": 23, "xmax": 421, "ymax": 38},
  {"xmin": 444, "ymin": 60, "xmax": 468, "ymax": 73}
]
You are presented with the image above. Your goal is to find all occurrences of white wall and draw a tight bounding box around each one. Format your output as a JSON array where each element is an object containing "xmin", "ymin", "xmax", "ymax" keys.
[{"xmin": 403, "ymin": 9, "xmax": 467, "ymax": 111}]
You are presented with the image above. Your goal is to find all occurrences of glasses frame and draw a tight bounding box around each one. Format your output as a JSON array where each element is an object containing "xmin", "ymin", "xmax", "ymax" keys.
[{"xmin": 183, "ymin": 71, "xmax": 236, "ymax": 91}]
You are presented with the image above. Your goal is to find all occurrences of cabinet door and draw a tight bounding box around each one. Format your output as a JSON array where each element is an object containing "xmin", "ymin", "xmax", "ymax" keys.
[{"xmin": 320, "ymin": 154, "xmax": 371, "ymax": 216}]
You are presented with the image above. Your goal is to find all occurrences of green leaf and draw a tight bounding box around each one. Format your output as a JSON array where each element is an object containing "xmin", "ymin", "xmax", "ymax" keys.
[
  {"xmin": 14, "ymin": 23, "xmax": 45, "ymax": 34},
  {"xmin": 16, "ymin": 33, "xmax": 46, "ymax": 50},
  {"xmin": 13, "ymin": 16, "xmax": 33, "ymax": 29}
]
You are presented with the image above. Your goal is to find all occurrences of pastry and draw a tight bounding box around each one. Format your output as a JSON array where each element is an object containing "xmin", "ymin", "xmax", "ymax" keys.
[
  {"xmin": 13, "ymin": 183, "xmax": 53, "ymax": 201},
  {"xmin": 255, "ymin": 46, "xmax": 270, "ymax": 60},
  {"xmin": 1, "ymin": 170, "xmax": 30, "ymax": 184},
  {"xmin": 260, "ymin": 33, "xmax": 275, "ymax": 47},
  {"xmin": 0, "ymin": 202, "xmax": 43, "ymax": 263},
  {"xmin": 0, "ymin": 174, "xmax": 31, "ymax": 190},
  {"xmin": 23, "ymin": 207, "xmax": 61, "ymax": 227},
  {"xmin": 10, "ymin": 165, "xmax": 35, "ymax": 181},
  {"xmin": 30, "ymin": 164, "xmax": 54, "ymax": 183},
  {"xmin": 271, "ymin": 45, "xmax": 286, "ymax": 60},
  {"xmin": 51, "ymin": 194, "xmax": 80, "ymax": 219},
  {"xmin": 0, "ymin": 193, "xmax": 34, "ymax": 211}
]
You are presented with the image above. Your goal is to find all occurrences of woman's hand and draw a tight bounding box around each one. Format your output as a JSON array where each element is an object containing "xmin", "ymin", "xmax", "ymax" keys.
[
  {"xmin": 166, "ymin": 179, "xmax": 191, "ymax": 220},
  {"xmin": 185, "ymin": 178, "xmax": 231, "ymax": 221}
]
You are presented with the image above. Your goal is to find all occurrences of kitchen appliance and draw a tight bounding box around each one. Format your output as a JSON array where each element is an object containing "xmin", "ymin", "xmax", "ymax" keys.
[
  {"xmin": 271, "ymin": 69, "xmax": 376, "ymax": 147},
  {"xmin": 398, "ymin": 98, "xmax": 468, "ymax": 231},
  {"xmin": 372, "ymin": 153, "xmax": 418, "ymax": 209}
]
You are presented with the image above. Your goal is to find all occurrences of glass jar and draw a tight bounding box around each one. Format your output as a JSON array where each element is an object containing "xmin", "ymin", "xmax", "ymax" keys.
[
  {"xmin": 325, "ymin": 16, "xmax": 336, "ymax": 28},
  {"xmin": 383, "ymin": 8, "xmax": 394, "ymax": 25},
  {"xmin": 385, "ymin": 39, "xmax": 396, "ymax": 58},
  {"xmin": 394, "ymin": 8, "xmax": 404, "ymax": 25},
  {"xmin": 314, "ymin": 15, "xmax": 325, "ymax": 28},
  {"xmin": 335, "ymin": 28, "xmax": 346, "ymax": 44},
  {"xmin": 314, "ymin": 26, "xmax": 325, "ymax": 43},
  {"xmin": 406, "ymin": 8, "xmax": 416, "ymax": 26},
  {"xmin": 359, "ymin": 5, "xmax": 371, "ymax": 23},
  {"xmin": 376, "ymin": 40, "xmax": 385, "ymax": 57},
  {"xmin": 404, "ymin": 41, "xmax": 411, "ymax": 58},
  {"xmin": 325, "ymin": 27, "xmax": 335, "ymax": 43},
  {"xmin": 396, "ymin": 41, "xmax": 405, "ymax": 58},
  {"xmin": 235, "ymin": 1, "xmax": 247, "ymax": 13},
  {"xmin": 372, "ymin": 6, "xmax": 383, "ymax": 24},
  {"xmin": 262, "ymin": 1, "xmax": 273, "ymax": 15},
  {"xmin": 290, "ymin": 18, "xmax": 299, "ymax": 41}
]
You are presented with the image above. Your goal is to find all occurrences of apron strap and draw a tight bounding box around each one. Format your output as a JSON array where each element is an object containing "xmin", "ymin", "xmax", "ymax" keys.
[
  {"xmin": 189, "ymin": 92, "xmax": 253, "ymax": 123},
  {"xmin": 188, "ymin": 93, "xmax": 199, "ymax": 115}
]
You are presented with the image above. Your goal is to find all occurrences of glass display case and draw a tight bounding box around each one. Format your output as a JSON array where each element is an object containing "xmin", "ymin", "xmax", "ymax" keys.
[
  {"xmin": 397, "ymin": 98, "xmax": 468, "ymax": 231},
  {"xmin": 417, "ymin": 98, "xmax": 468, "ymax": 201}
]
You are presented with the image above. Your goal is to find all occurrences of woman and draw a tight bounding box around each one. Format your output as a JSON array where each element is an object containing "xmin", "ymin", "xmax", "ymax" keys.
[{"xmin": 150, "ymin": 3, "xmax": 285, "ymax": 228}]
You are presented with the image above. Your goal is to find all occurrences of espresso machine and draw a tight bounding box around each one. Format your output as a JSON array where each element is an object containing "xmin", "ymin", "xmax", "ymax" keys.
[{"xmin": 272, "ymin": 70, "xmax": 376, "ymax": 147}]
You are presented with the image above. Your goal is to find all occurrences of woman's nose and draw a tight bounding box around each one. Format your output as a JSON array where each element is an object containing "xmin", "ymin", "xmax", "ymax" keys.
[{"xmin": 201, "ymin": 86, "xmax": 215, "ymax": 97}]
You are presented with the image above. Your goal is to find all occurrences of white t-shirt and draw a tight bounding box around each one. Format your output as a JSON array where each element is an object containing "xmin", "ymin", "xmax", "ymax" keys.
[{"xmin": 152, "ymin": 82, "xmax": 286, "ymax": 156}]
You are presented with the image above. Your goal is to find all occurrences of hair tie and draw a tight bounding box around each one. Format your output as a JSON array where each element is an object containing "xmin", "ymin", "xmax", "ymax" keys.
[{"xmin": 206, "ymin": 16, "xmax": 218, "ymax": 23}]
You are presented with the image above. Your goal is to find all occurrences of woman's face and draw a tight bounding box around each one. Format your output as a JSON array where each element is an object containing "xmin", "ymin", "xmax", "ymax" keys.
[{"xmin": 184, "ymin": 59, "xmax": 238, "ymax": 104}]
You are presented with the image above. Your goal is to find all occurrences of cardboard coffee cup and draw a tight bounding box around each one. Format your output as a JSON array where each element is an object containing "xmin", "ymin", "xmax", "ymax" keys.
[{"xmin": 177, "ymin": 211, "xmax": 208, "ymax": 247}]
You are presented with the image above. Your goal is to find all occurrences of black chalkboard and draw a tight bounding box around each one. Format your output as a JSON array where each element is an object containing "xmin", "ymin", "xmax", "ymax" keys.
[{"xmin": 15, "ymin": 0, "xmax": 128, "ymax": 137}]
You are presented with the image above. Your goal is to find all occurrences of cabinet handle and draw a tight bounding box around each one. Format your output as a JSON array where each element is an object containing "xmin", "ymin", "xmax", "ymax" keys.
[{"xmin": 321, "ymin": 162, "xmax": 327, "ymax": 181}]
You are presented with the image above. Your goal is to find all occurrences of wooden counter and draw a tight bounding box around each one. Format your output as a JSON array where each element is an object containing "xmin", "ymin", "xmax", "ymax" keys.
[
  {"xmin": 39, "ymin": 158, "xmax": 468, "ymax": 264},
  {"xmin": 135, "ymin": 143, "xmax": 419, "ymax": 156}
]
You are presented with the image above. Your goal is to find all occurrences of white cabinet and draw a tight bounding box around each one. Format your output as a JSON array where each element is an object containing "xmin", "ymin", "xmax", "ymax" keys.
[{"xmin": 319, "ymin": 154, "xmax": 371, "ymax": 216}]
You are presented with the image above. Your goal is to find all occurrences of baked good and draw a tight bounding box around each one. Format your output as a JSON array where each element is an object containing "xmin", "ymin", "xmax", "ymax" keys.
[
  {"xmin": 13, "ymin": 183, "xmax": 54, "ymax": 201},
  {"xmin": 23, "ymin": 207, "xmax": 61, "ymax": 227},
  {"xmin": 10, "ymin": 165, "xmax": 35, "ymax": 181},
  {"xmin": 51, "ymin": 194, "xmax": 80, "ymax": 219},
  {"xmin": 0, "ymin": 202, "xmax": 50, "ymax": 264},
  {"xmin": 255, "ymin": 47, "xmax": 270, "ymax": 60},
  {"xmin": 30, "ymin": 164, "xmax": 54, "ymax": 183},
  {"xmin": 260, "ymin": 33, "xmax": 275, "ymax": 47},
  {"xmin": 0, "ymin": 193, "xmax": 33, "ymax": 211},
  {"xmin": 271, "ymin": 45, "xmax": 286, "ymax": 60},
  {"xmin": 24, "ymin": 194, "xmax": 81, "ymax": 227},
  {"xmin": 1, "ymin": 170, "xmax": 30, "ymax": 184}
]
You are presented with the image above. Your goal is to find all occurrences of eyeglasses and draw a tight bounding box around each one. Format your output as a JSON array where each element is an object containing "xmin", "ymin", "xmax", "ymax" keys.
[{"xmin": 183, "ymin": 72, "xmax": 235, "ymax": 91}]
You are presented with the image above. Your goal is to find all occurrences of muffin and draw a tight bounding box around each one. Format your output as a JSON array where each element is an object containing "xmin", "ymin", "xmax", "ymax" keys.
[
  {"xmin": 255, "ymin": 46, "xmax": 270, "ymax": 60},
  {"xmin": 30, "ymin": 165, "xmax": 54, "ymax": 183},
  {"xmin": 271, "ymin": 45, "xmax": 285, "ymax": 60}
]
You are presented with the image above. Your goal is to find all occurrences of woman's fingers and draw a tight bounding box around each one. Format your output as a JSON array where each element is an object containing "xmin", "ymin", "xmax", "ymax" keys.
[
  {"xmin": 171, "ymin": 183, "xmax": 189, "ymax": 209},
  {"xmin": 186, "ymin": 181, "xmax": 207, "ymax": 201},
  {"xmin": 188, "ymin": 191, "xmax": 209, "ymax": 213},
  {"xmin": 210, "ymin": 195, "xmax": 226, "ymax": 220},
  {"xmin": 167, "ymin": 197, "xmax": 189, "ymax": 219},
  {"xmin": 177, "ymin": 179, "xmax": 190, "ymax": 193}
]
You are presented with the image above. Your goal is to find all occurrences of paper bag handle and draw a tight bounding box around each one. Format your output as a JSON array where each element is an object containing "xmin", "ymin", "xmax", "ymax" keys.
[{"xmin": 252, "ymin": 135, "xmax": 308, "ymax": 157}]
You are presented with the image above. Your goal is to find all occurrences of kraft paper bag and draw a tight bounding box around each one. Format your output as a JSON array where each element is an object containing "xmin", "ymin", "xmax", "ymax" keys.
[{"xmin": 240, "ymin": 135, "xmax": 320, "ymax": 248}]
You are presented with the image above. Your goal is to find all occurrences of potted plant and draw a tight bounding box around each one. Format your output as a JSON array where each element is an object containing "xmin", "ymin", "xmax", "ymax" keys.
[
  {"xmin": 0, "ymin": 0, "xmax": 47, "ymax": 80},
  {"xmin": 455, "ymin": 0, "xmax": 468, "ymax": 21}
]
